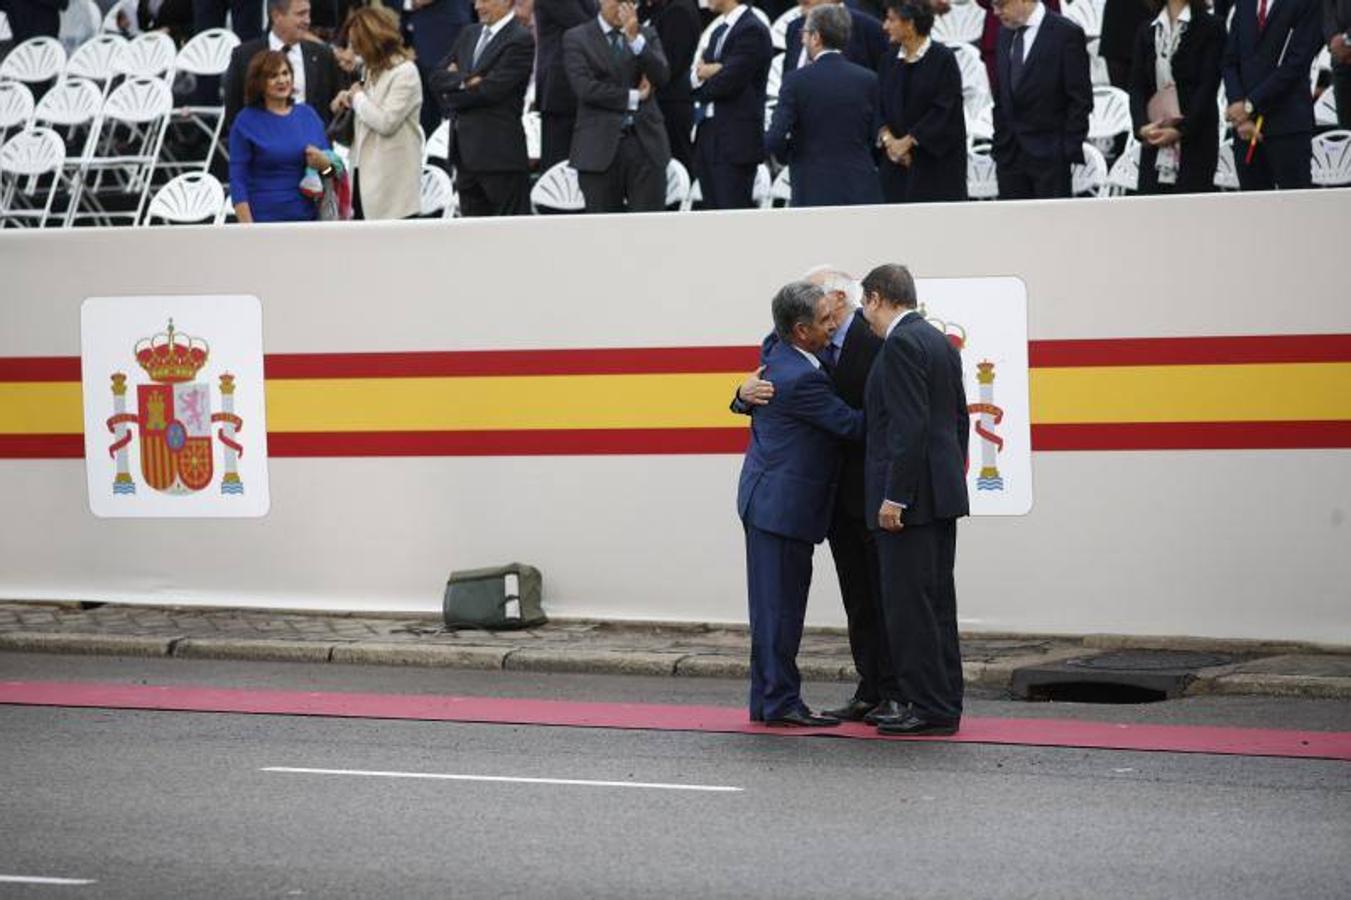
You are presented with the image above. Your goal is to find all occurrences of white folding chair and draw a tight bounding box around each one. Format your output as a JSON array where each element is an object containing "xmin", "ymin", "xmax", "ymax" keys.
[
  {"xmin": 770, "ymin": 7, "xmax": 802, "ymax": 52},
  {"xmin": 665, "ymin": 157, "xmax": 690, "ymax": 209},
  {"xmin": 68, "ymin": 75, "xmax": 172, "ymax": 225},
  {"xmin": 769, "ymin": 165, "xmax": 791, "ymax": 206},
  {"xmin": 931, "ymin": 4, "xmax": 985, "ymax": 46},
  {"xmin": 951, "ymin": 43, "xmax": 991, "ymax": 112},
  {"xmin": 752, "ymin": 162, "xmax": 772, "ymax": 208},
  {"xmin": 766, "ymin": 53, "xmax": 784, "ymax": 106},
  {"xmin": 111, "ymin": 31, "xmax": 176, "ymax": 81},
  {"xmin": 530, "ymin": 160, "xmax": 584, "ymax": 213},
  {"xmin": 424, "ymin": 118, "xmax": 449, "ymax": 163},
  {"xmin": 1311, "ymin": 129, "xmax": 1351, "ymax": 187},
  {"xmin": 523, "ymin": 110, "xmax": 541, "ymax": 163},
  {"xmin": 0, "ymin": 37, "xmax": 68, "ymax": 88},
  {"xmin": 1104, "ymin": 138, "xmax": 1139, "ymax": 195},
  {"xmin": 1214, "ymin": 139, "xmax": 1239, "ymax": 190},
  {"xmin": 64, "ymin": 33, "xmax": 127, "ymax": 95},
  {"xmin": 965, "ymin": 101, "xmax": 993, "ymax": 143},
  {"xmin": 1065, "ymin": 0, "xmax": 1103, "ymax": 39},
  {"xmin": 1315, "ymin": 88, "xmax": 1339, "ymax": 128},
  {"xmin": 0, "ymin": 126, "xmax": 66, "ymax": 226},
  {"xmin": 1311, "ymin": 47, "xmax": 1330, "ymax": 94},
  {"xmin": 1088, "ymin": 85, "xmax": 1131, "ymax": 156},
  {"xmin": 165, "ymin": 28, "xmax": 239, "ymax": 172},
  {"xmin": 1071, "ymin": 141, "xmax": 1107, "ymax": 196},
  {"xmin": 0, "ymin": 81, "xmax": 36, "ymax": 148},
  {"xmin": 146, "ymin": 171, "xmax": 224, "ymax": 223},
  {"xmin": 1086, "ymin": 38, "xmax": 1111, "ymax": 88},
  {"xmin": 966, "ymin": 143, "xmax": 998, "ymax": 199},
  {"xmin": 419, "ymin": 163, "xmax": 457, "ymax": 217},
  {"xmin": 33, "ymin": 76, "xmax": 102, "ymax": 209}
]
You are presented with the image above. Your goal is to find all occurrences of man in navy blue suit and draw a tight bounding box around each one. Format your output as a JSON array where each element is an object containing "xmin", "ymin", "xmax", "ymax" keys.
[
  {"xmin": 783, "ymin": 0, "xmax": 889, "ymax": 76},
  {"xmin": 738, "ymin": 281, "xmax": 864, "ymax": 727},
  {"xmin": 691, "ymin": 0, "xmax": 774, "ymax": 209},
  {"xmin": 1222, "ymin": 0, "xmax": 1323, "ymax": 190},
  {"xmin": 990, "ymin": 0, "xmax": 1092, "ymax": 199},
  {"xmin": 765, "ymin": 3, "xmax": 884, "ymax": 207}
]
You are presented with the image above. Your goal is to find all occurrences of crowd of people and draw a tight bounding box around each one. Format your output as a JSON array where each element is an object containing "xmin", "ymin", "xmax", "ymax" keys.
[{"xmin": 3, "ymin": 0, "xmax": 1347, "ymax": 220}]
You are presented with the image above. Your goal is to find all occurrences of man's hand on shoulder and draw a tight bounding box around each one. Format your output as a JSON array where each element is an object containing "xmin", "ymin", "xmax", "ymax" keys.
[{"xmin": 737, "ymin": 366, "xmax": 775, "ymax": 407}]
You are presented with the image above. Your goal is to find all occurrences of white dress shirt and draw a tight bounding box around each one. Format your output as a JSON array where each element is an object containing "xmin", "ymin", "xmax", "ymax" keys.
[
  {"xmin": 268, "ymin": 31, "xmax": 306, "ymax": 105},
  {"xmin": 1017, "ymin": 1, "xmax": 1046, "ymax": 62},
  {"xmin": 793, "ymin": 345, "xmax": 822, "ymax": 368}
]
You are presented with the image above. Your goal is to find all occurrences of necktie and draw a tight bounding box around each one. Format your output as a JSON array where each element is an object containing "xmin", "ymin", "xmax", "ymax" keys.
[
  {"xmin": 1009, "ymin": 26, "xmax": 1027, "ymax": 90},
  {"xmin": 707, "ymin": 22, "xmax": 729, "ymax": 62},
  {"xmin": 1256, "ymin": 0, "xmax": 1268, "ymax": 32},
  {"xmin": 609, "ymin": 28, "xmax": 627, "ymax": 61},
  {"xmin": 818, "ymin": 342, "xmax": 838, "ymax": 372},
  {"xmin": 472, "ymin": 26, "xmax": 491, "ymax": 67}
]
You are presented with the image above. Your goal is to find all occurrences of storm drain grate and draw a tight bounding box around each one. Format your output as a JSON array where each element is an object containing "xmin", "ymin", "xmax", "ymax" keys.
[{"xmin": 1011, "ymin": 650, "xmax": 1238, "ymax": 703}]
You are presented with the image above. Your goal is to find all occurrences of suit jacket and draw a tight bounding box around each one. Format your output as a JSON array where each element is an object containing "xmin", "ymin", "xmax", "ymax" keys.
[
  {"xmin": 829, "ymin": 309, "xmax": 882, "ymax": 520},
  {"xmin": 537, "ymin": 0, "xmax": 599, "ymax": 114},
  {"xmin": 992, "ymin": 11, "xmax": 1093, "ymax": 166},
  {"xmin": 399, "ymin": 0, "xmax": 474, "ymax": 74},
  {"xmin": 643, "ymin": 0, "xmax": 701, "ymax": 109},
  {"xmin": 429, "ymin": 17, "xmax": 535, "ymax": 173},
  {"xmin": 879, "ymin": 41, "xmax": 969, "ymax": 202},
  {"xmin": 864, "ymin": 313, "xmax": 969, "ymax": 529},
  {"xmin": 2, "ymin": 0, "xmax": 66, "ymax": 43},
  {"xmin": 224, "ymin": 37, "xmax": 344, "ymax": 134},
  {"xmin": 1128, "ymin": 10, "xmax": 1224, "ymax": 193},
  {"xmin": 692, "ymin": 6, "xmax": 774, "ymax": 166},
  {"xmin": 782, "ymin": 6, "xmax": 888, "ymax": 77},
  {"xmin": 563, "ymin": 19, "xmax": 671, "ymax": 172},
  {"xmin": 1222, "ymin": 0, "xmax": 1323, "ymax": 136},
  {"xmin": 737, "ymin": 336, "xmax": 865, "ymax": 545},
  {"xmin": 765, "ymin": 51, "xmax": 883, "ymax": 206}
]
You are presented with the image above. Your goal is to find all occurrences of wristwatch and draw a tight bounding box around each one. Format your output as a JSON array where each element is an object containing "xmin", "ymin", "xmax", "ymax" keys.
[{"xmin": 1243, "ymin": 99, "xmax": 1254, "ymax": 117}]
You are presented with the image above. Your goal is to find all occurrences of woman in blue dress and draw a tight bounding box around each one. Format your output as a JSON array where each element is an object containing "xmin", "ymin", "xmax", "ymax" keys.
[{"xmin": 228, "ymin": 49, "xmax": 333, "ymax": 223}]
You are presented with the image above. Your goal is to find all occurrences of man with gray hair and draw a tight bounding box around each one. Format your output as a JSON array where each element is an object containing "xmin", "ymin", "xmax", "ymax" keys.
[
  {"xmin": 764, "ymin": 3, "xmax": 884, "ymax": 206},
  {"xmin": 736, "ymin": 281, "xmax": 864, "ymax": 727},
  {"xmin": 223, "ymin": 0, "xmax": 346, "ymax": 133}
]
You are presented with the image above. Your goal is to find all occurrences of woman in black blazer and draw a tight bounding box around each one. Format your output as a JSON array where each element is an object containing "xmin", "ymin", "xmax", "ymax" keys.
[
  {"xmin": 1128, "ymin": 0, "xmax": 1224, "ymax": 194},
  {"xmin": 877, "ymin": 0, "xmax": 968, "ymax": 203}
]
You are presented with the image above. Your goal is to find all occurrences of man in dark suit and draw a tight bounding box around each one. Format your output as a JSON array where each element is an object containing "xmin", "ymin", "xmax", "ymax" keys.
[
  {"xmin": 428, "ymin": 0, "xmax": 535, "ymax": 215},
  {"xmin": 860, "ymin": 263, "xmax": 970, "ymax": 737},
  {"xmin": 563, "ymin": 0, "xmax": 671, "ymax": 212},
  {"xmin": 738, "ymin": 280, "xmax": 865, "ymax": 728},
  {"xmin": 641, "ymin": 0, "xmax": 702, "ymax": 171},
  {"xmin": 733, "ymin": 267, "xmax": 902, "ymax": 724},
  {"xmin": 990, "ymin": 0, "xmax": 1092, "ymax": 199},
  {"xmin": 536, "ymin": 0, "xmax": 599, "ymax": 170},
  {"xmin": 224, "ymin": 0, "xmax": 345, "ymax": 133},
  {"xmin": 690, "ymin": 0, "xmax": 773, "ymax": 209},
  {"xmin": 192, "ymin": 0, "xmax": 263, "ymax": 48},
  {"xmin": 765, "ymin": 3, "xmax": 883, "ymax": 206},
  {"xmin": 2, "ymin": 0, "xmax": 67, "ymax": 43},
  {"xmin": 398, "ymin": 0, "xmax": 476, "ymax": 136},
  {"xmin": 1329, "ymin": 0, "xmax": 1351, "ymax": 126},
  {"xmin": 1223, "ymin": 0, "xmax": 1323, "ymax": 189},
  {"xmin": 783, "ymin": 0, "xmax": 889, "ymax": 76}
]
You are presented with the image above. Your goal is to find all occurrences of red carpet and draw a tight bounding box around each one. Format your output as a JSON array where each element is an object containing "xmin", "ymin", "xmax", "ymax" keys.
[{"xmin": 2, "ymin": 680, "xmax": 1348, "ymax": 761}]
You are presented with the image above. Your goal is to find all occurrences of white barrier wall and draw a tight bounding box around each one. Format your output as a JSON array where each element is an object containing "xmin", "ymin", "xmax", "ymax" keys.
[{"xmin": 1, "ymin": 190, "xmax": 1349, "ymax": 642}]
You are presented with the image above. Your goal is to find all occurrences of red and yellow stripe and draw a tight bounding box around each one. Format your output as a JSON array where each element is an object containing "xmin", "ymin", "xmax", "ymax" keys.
[{"xmin": 2, "ymin": 336, "xmax": 1348, "ymax": 458}]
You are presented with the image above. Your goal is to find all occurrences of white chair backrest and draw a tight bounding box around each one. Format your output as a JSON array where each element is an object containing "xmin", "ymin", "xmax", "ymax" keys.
[
  {"xmin": 1072, "ymin": 141, "xmax": 1107, "ymax": 195},
  {"xmin": 424, "ymin": 119, "xmax": 449, "ymax": 161},
  {"xmin": 0, "ymin": 10, "xmax": 11, "ymax": 42},
  {"xmin": 770, "ymin": 8, "xmax": 802, "ymax": 51},
  {"xmin": 770, "ymin": 166, "xmax": 791, "ymax": 203},
  {"xmin": 0, "ymin": 81, "xmax": 36, "ymax": 131},
  {"xmin": 951, "ymin": 42, "xmax": 990, "ymax": 107},
  {"xmin": 1086, "ymin": 37, "xmax": 1111, "ymax": 87},
  {"xmin": 112, "ymin": 31, "xmax": 176, "ymax": 78},
  {"xmin": 0, "ymin": 126, "xmax": 66, "ymax": 175},
  {"xmin": 752, "ymin": 162, "xmax": 772, "ymax": 207},
  {"xmin": 34, "ymin": 76, "xmax": 103, "ymax": 127},
  {"xmin": 1106, "ymin": 138, "xmax": 1139, "ymax": 193},
  {"xmin": 419, "ymin": 164, "xmax": 455, "ymax": 216},
  {"xmin": 931, "ymin": 3, "xmax": 985, "ymax": 46},
  {"xmin": 0, "ymin": 37, "xmax": 68, "ymax": 85},
  {"xmin": 524, "ymin": 110, "xmax": 541, "ymax": 161},
  {"xmin": 1315, "ymin": 87, "xmax": 1338, "ymax": 128},
  {"xmin": 1311, "ymin": 129, "xmax": 1351, "ymax": 187},
  {"xmin": 1065, "ymin": 0, "xmax": 1103, "ymax": 38},
  {"xmin": 1311, "ymin": 47, "xmax": 1330, "ymax": 93},
  {"xmin": 965, "ymin": 102, "xmax": 994, "ymax": 142},
  {"xmin": 767, "ymin": 53, "xmax": 784, "ymax": 101},
  {"xmin": 966, "ymin": 144, "xmax": 998, "ymax": 199},
  {"xmin": 147, "ymin": 171, "xmax": 225, "ymax": 223},
  {"xmin": 1214, "ymin": 139, "xmax": 1239, "ymax": 189},
  {"xmin": 1088, "ymin": 85, "xmax": 1131, "ymax": 140},
  {"xmin": 103, "ymin": 75, "xmax": 173, "ymax": 124},
  {"xmin": 530, "ymin": 160, "xmax": 584, "ymax": 211},
  {"xmin": 665, "ymin": 158, "xmax": 690, "ymax": 207},
  {"xmin": 176, "ymin": 27, "xmax": 240, "ymax": 77},
  {"xmin": 65, "ymin": 32, "xmax": 127, "ymax": 83}
]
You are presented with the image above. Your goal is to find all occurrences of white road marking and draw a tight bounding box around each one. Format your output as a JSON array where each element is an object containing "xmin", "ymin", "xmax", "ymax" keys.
[
  {"xmin": 0, "ymin": 875, "xmax": 96, "ymax": 886},
  {"xmin": 261, "ymin": 766, "xmax": 743, "ymax": 793}
]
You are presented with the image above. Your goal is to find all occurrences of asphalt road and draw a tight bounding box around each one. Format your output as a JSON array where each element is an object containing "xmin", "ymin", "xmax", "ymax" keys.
[{"xmin": 1, "ymin": 654, "xmax": 1348, "ymax": 899}]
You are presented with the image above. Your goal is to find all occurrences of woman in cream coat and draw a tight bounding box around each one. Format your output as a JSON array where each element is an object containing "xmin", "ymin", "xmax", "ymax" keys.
[{"xmin": 333, "ymin": 5, "xmax": 424, "ymax": 219}]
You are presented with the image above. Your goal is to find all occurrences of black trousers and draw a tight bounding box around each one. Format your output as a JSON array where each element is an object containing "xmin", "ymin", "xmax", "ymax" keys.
[
  {"xmin": 1333, "ymin": 66, "xmax": 1351, "ymax": 128},
  {"xmin": 874, "ymin": 519, "xmax": 963, "ymax": 721},
  {"xmin": 456, "ymin": 169, "xmax": 530, "ymax": 217},
  {"xmin": 662, "ymin": 100, "xmax": 694, "ymax": 173},
  {"xmin": 540, "ymin": 111, "xmax": 576, "ymax": 172},
  {"xmin": 827, "ymin": 508, "xmax": 898, "ymax": 704},
  {"xmin": 996, "ymin": 148, "xmax": 1072, "ymax": 199},
  {"xmin": 693, "ymin": 127, "xmax": 756, "ymax": 209},
  {"xmin": 577, "ymin": 133, "xmax": 665, "ymax": 213},
  {"xmin": 1236, "ymin": 131, "xmax": 1312, "ymax": 191}
]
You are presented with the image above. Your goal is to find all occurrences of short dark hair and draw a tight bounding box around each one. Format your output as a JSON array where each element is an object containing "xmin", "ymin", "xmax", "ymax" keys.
[
  {"xmin": 267, "ymin": 0, "xmax": 296, "ymax": 19},
  {"xmin": 772, "ymin": 281, "xmax": 826, "ymax": 341},
  {"xmin": 243, "ymin": 49, "xmax": 292, "ymax": 107},
  {"xmin": 885, "ymin": 0, "xmax": 935, "ymax": 36},
  {"xmin": 861, "ymin": 264, "xmax": 918, "ymax": 308},
  {"xmin": 805, "ymin": 4, "xmax": 851, "ymax": 52}
]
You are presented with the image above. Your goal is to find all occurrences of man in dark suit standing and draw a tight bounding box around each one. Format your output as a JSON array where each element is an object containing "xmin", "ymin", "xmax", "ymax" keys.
[
  {"xmin": 1222, "ymin": 0, "xmax": 1323, "ymax": 189},
  {"xmin": 783, "ymin": 0, "xmax": 889, "ymax": 76},
  {"xmin": 766, "ymin": 3, "xmax": 883, "ymax": 207},
  {"xmin": 860, "ymin": 263, "xmax": 969, "ymax": 737},
  {"xmin": 2, "ymin": 0, "xmax": 67, "ymax": 43},
  {"xmin": 738, "ymin": 281, "xmax": 865, "ymax": 728},
  {"xmin": 398, "ymin": 0, "xmax": 476, "ymax": 137},
  {"xmin": 690, "ymin": 0, "xmax": 773, "ymax": 209},
  {"xmin": 990, "ymin": 0, "xmax": 1091, "ymax": 199},
  {"xmin": 224, "ymin": 0, "xmax": 345, "ymax": 133},
  {"xmin": 1329, "ymin": 0, "xmax": 1351, "ymax": 126},
  {"xmin": 641, "ymin": 0, "xmax": 702, "ymax": 171},
  {"xmin": 428, "ymin": 0, "xmax": 536, "ymax": 215},
  {"xmin": 536, "ymin": 0, "xmax": 599, "ymax": 170},
  {"xmin": 563, "ymin": 0, "xmax": 671, "ymax": 212}
]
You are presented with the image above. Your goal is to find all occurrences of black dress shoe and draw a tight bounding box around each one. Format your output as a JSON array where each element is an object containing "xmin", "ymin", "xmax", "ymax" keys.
[
  {"xmin": 764, "ymin": 708, "xmax": 841, "ymax": 727},
  {"xmin": 876, "ymin": 712, "xmax": 960, "ymax": 736},
  {"xmin": 863, "ymin": 699, "xmax": 906, "ymax": 726},
  {"xmin": 823, "ymin": 697, "xmax": 875, "ymax": 721}
]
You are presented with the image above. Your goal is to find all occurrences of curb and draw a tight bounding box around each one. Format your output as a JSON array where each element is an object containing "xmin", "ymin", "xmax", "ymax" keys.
[
  {"xmin": 0, "ymin": 632, "xmax": 179, "ymax": 658},
  {"xmin": 174, "ymin": 638, "xmax": 336, "ymax": 664}
]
